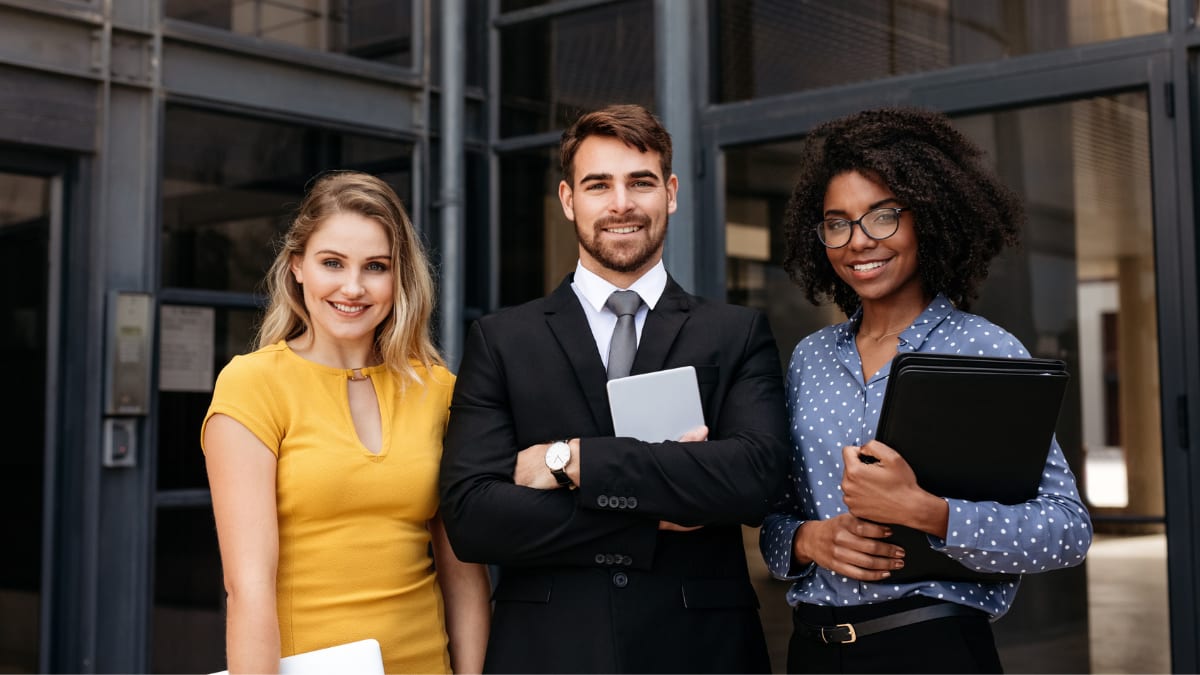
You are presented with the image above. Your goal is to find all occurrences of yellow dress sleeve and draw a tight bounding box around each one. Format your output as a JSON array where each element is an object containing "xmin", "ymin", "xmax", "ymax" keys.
[{"xmin": 201, "ymin": 349, "xmax": 288, "ymax": 457}]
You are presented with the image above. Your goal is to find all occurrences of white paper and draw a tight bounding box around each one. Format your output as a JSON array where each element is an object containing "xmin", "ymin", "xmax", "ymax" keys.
[{"xmin": 159, "ymin": 305, "xmax": 215, "ymax": 392}]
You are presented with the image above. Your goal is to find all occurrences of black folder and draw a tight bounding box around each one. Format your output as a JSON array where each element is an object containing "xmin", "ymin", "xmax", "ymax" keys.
[{"xmin": 872, "ymin": 352, "xmax": 1069, "ymax": 583}]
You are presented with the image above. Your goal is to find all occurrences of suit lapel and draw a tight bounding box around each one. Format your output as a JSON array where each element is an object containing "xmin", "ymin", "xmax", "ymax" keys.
[
  {"xmin": 631, "ymin": 276, "xmax": 692, "ymax": 375},
  {"xmin": 544, "ymin": 275, "xmax": 614, "ymax": 434}
]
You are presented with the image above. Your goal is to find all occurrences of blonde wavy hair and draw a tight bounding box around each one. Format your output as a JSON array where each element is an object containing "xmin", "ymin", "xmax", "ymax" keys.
[{"xmin": 256, "ymin": 171, "xmax": 444, "ymax": 384}]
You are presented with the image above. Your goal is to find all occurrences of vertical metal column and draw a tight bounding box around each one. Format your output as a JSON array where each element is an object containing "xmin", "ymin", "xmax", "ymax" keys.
[
  {"xmin": 440, "ymin": 0, "xmax": 466, "ymax": 368},
  {"xmin": 655, "ymin": 0, "xmax": 698, "ymax": 294}
]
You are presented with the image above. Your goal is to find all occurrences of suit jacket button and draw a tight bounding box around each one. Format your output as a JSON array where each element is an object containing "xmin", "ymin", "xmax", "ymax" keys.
[
  {"xmin": 620, "ymin": 555, "xmax": 633, "ymax": 565},
  {"xmin": 618, "ymin": 496, "xmax": 628, "ymax": 509},
  {"xmin": 598, "ymin": 495, "xmax": 609, "ymax": 507},
  {"xmin": 628, "ymin": 497, "xmax": 638, "ymax": 509},
  {"xmin": 612, "ymin": 572, "xmax": 629, "ymax": 588},
  {"xmin": 595, "ymin": 553, "xmax": 606, "ymax": 564},
  {"xmin": 604, "ymin": 553, "xmax": 615, "ymax": 565}
]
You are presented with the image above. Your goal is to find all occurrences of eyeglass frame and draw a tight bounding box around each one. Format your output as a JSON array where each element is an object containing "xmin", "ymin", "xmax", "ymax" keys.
[{"xmin": 815, "ymin": 206, "xmax": 909, "ymax": 249}]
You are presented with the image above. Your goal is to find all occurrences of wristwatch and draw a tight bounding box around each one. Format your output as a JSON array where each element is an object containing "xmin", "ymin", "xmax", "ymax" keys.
[{"xmin": 545, "ymin": 440, "xmax": 576, "ymax": 489}]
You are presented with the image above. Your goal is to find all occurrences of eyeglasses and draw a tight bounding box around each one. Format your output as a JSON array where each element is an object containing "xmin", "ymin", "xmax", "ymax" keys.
[{"xmin": 816, "ymin": 207, "xmax": 908, "ymax": 249}]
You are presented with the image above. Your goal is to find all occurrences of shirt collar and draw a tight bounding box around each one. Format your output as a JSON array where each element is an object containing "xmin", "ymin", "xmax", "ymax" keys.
[
  {"xmin": 835, "ymin": 292, "xmax": 957, "ymax": 352},
  {"xmin": 573, "ymin": 259, "xmax": 667, "ymax": 313}
]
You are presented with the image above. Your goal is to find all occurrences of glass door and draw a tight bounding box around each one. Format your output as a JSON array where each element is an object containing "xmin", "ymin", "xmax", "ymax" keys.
[
  {"xmin": 0, "ymin": 167, "xmax": 55, "ymax": 673},
  {"xmin": 725, "ymin": 91, "xmax": 1168, "ymax": 673}
]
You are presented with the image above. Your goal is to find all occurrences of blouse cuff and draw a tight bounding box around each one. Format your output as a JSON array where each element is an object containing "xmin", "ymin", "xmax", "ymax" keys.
[{"xmin": 933, "ymin": 498, "xmax": 982, "ymax": 551}]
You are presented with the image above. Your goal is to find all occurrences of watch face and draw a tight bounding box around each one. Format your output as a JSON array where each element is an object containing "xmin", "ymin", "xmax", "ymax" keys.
[{"xmin": 546, "ymin": 441, "xmax": 570, "ymax": 470}]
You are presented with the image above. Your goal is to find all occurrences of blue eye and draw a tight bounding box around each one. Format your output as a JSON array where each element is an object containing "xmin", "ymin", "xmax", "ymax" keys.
[
  {"xmin": 366, "ymin": 261, "xmax": 388, "ymax": 272},
  {"xmin": 323, "ymin": 259, "xmax": 343, "ymax": 268}
]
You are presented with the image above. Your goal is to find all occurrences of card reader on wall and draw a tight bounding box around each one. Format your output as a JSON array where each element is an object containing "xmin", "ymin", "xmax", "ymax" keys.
[{"xmin": 103, "ymin": 417, "xmax": 137, "ymax": 468}]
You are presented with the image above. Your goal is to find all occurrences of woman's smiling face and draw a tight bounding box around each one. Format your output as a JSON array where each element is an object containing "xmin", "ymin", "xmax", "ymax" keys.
[
  {"xmin": 823, "ymin": 170, "xmax": 924, "ymax": 310},
  {"xmin": 290, "ymin": 211, "xmax": 394, "ymax": 350}
]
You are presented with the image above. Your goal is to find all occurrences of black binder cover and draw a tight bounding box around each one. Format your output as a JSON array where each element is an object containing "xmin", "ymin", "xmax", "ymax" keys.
[{"xmin": 873, "ymin": 353, "xmax": 1069, "ymax": 583}]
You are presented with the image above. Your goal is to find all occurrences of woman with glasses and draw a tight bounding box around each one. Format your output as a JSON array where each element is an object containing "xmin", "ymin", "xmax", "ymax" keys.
[{"xmin": 759, "ymin": 108, "xmax": 1091, "ymax": 673}]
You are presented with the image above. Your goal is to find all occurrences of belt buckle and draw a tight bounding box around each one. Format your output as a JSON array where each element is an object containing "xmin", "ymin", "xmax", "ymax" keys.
[{"xmin": 820, "ymin": 622, "xmax": 857, "ymax": 644}]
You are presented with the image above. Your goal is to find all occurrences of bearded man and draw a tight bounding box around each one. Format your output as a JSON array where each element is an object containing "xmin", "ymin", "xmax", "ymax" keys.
[{"xmin": 439, "ymin": 104, "xmax": 789, "ymax": 674}]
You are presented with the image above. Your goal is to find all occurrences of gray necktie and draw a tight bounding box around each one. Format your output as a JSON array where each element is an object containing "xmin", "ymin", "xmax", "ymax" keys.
[{"xmin": 605, "ymin": 290, "xmax": 643, "ymax": 380}]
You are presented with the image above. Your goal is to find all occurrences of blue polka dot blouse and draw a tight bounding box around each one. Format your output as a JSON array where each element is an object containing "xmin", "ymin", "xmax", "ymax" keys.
[{"xmin": 759, "ymin": 294, "xmax": 1092, "ymax": 619}]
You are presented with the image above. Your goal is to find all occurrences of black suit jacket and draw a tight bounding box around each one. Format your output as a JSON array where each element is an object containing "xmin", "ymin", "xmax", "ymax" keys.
[{"xmin": 440, "ymin": 274, "xmax": 789, "ymax": 674}]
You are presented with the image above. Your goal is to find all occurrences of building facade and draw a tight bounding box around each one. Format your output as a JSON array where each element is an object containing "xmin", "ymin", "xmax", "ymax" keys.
[{"xmin": 0, "ymin": 0, "xmax": 1197, "ymax": 672}]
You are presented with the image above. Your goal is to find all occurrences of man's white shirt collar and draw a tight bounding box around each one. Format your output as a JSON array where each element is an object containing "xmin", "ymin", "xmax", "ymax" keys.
[{"xmin": 573, "ymin": 259, "xmax": 667, "ymax": 313}]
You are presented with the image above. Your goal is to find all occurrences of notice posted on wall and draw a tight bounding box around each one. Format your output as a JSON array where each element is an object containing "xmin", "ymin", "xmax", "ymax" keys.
[{"xmin": 159, "ymin": 305, "xmax": 215, "ymax": 392}]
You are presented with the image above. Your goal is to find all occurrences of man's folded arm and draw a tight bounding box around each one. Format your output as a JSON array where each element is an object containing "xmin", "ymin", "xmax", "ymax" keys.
[
  {"xmin": 578, "ymin": 310, "xmax": 790, "ymax": 526},
  {"xmin": 439, "ymin": 321, "xmax": 659, "ymax": 570}
]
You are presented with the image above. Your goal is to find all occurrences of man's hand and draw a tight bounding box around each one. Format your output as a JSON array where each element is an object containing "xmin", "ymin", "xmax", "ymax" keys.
[
  {"xmin": 513, "ymin": 442, "xmax": 557, "ymax": 490},
  {"xmin": 841, "ymin": 442, "xmax": 949, "ymax": 538},
  {"xmin": 793, "ymin": 513, "xmax": 905, "ymax": 581}
]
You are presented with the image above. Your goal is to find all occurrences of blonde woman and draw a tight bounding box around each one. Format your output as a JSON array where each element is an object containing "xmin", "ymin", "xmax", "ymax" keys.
[{"xmin": 202, "ymin": 171, "xmax": 490, "ymax": 674}]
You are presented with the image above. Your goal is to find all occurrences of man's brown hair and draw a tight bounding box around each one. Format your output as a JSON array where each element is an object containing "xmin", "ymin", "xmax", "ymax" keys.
[{"xmin": 559, "ymin": 104, "xmax": 673, "ymax": 187}]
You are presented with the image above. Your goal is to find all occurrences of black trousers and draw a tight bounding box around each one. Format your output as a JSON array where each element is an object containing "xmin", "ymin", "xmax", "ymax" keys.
[{"xmin": 787, "ymin": 596, "xmax": 1003, "ymax": 674}]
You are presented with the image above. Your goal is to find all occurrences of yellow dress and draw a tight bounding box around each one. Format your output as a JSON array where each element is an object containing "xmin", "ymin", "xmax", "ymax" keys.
[{"xmin": 202, "ymin": 341, "xmax": 455, "ymax": 674}]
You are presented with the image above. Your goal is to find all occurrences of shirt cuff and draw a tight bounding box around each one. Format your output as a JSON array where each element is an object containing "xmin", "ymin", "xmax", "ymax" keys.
[
  {"xmin": 766, "ymin": 518, "xmax": 817, "ymax": 580},
  {"xmin": 933, "ymin": 498, "xmax": 982, "ymax": 551}
]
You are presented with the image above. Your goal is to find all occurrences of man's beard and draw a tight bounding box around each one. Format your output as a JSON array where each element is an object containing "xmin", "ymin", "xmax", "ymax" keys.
[{"xmin": 577, "ymin": 212, "xmax": 667, "ymax": 274}]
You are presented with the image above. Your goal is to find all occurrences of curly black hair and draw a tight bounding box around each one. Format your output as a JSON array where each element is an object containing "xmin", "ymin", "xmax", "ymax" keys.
[{"xmin": 782, "ymin": 106, "xmax": 1023, "ymax": 315}]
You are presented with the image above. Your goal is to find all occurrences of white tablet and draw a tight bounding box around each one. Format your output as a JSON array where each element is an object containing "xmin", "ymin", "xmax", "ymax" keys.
[
  {"xmin": 606, "ymin": 365, "xmax": 705, "ymax": 442},
  {"xmin": 210, "ymin": 638, "xmax": 384, "ymax": 675}
]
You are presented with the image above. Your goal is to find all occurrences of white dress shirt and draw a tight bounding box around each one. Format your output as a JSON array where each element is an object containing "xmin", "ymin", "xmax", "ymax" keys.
[{"xmin": 570, "ymin": 259, "xmax": 667, "ymax": 370}]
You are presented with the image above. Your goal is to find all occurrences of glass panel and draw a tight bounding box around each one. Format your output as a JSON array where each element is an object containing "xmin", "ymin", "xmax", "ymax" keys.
[
  {"xmin": 164, "ymin": 0, "xmax": 415, "ymax": 67},
  {"xmin": 431, "ymin": 0, "xmax": 486, "ymax": 89},
  {"xmin": 499, "ymin": 0, "xmax": 655, "ymax": 136},
  {"xmin": 157, "ymin": 306, "xmax": 260, "ymax": 491},
  {"xmin": 501, "ymin": 0, "xmax": 553, "ymax": 12},
  {"xmin": 0, "ymin": 171, "xmax": 49, "ymax": 674},
  {"xmin": 151, "ymin": 507, "xmax": 225, "ymax": 674},
  {"xmin": 714, "ymin": 0, "xmax": 1169, "ymax": 102},
  {"xmin": 162, "ymin": 106, "xmax": 414, "ymax": 293},
  {"xmin": 497, "ymin": 147, "xmax": 576, "ymax": 306},
  {"xmin": 430, "ymin": 147, "xmax": 491, "ymax": 313},
  {"xmin": 726, "ymin": 93, "xmax": 1165, "ymax": 673}
]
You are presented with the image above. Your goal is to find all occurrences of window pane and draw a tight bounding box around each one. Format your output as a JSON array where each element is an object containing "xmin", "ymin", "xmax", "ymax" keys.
[
  {"xmin": 714, "ymin": 0, "xmax": 1169, "ymax": 102},
  {"xmin": 431, "ymin": 0, "xmax": 486, "ymax": 89},
  {"xmin": 165, "ymin": 0, "xmax": 415, "ymax": 68},
  {"xmin": 501, "ymin": 0, "xmax": 553, "ymax": 12},
  {"xmin": 0, "ymin": 171, "xmax": 50, "ymax": 674},
  {"xmin": 151, "ymin": 507, "xmax": 224, "ymax": 674},
  {"xmin": 157, "ymin": 306, "xmax": 259, "ymax": 491},
  {"xmin": 500, "ymin": 0, "xmax": 655, "ymax": 136},
  {"xmin": 162, "ymin": 106, "xmax": 414, "ymax": 293},
  {"xmin": 497, "ymin": 148, "xmax": 576, "ymax": 306},
  {"xmin": 725, "ymin": 93, "xmax": 1166, "ymax": 674}
]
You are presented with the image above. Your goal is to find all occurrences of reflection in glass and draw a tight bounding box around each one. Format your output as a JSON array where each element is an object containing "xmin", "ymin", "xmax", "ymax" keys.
[
  {"xmin": 501, "ymin": 0, "xmax": 553, "ymax": 12},
  {"xmin": 165, "ymin": 0, "xmax": 415, "ymax": 67},
  {"xmin": 725, "ymin": 93, "xmax": 1165, "ymax": 673},
  {"xmin": 162, "ymin": 106, "xmax": 414, "ymax": 294},
  {"xmin": 157, "ymin": 306, "xmax": 259, "ymax": 491},
  {"xmin": 0, "ymin": 172, "xmax": 49, "ymax": 674},
  {"xmin": 431, "ymin": 0, "xmax": 486, "ymax": 88},
  {"xmin": 497, "ymin": 148, "xmax": 576, "ymax": 307},
  {"xmin": 714, "ymin": 0, "xmax": 1168, "ymax": 102},
  {"xmin": 500, "ymin": 0, "xmax": 655, "ymax": 136},
  {"xmin": 151, "ymin": 507, "xmax": 225, "ymax": 674}
]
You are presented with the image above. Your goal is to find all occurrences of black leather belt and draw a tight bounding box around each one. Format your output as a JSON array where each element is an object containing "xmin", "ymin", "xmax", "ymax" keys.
[{"xmin": 794, "ymin": 602, "xmax": 983, "ymax": 644}]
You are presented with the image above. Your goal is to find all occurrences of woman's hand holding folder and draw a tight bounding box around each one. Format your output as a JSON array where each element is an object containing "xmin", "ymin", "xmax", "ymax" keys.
[
  {"xmin": 792, "ymin": 513, "xmax": 905, "ymax": 581},
  {"xmin": 841, "ymin": 443, "xmax": 950, "ymax": 540}
]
